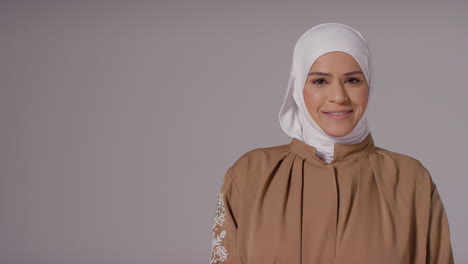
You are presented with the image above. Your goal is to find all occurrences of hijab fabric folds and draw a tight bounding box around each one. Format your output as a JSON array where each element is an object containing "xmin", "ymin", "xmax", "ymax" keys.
[{"xmin": 278, "ymin": 23, "xmax": 373, "ymax": 163}]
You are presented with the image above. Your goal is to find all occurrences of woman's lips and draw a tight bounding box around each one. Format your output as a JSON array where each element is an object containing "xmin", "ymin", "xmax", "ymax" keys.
[{"xmin": 322, "ymin": 110, "xmax": 353, "ymax": 120}]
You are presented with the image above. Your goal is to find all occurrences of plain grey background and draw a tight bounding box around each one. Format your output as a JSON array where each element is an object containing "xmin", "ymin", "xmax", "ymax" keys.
[{"xmin": 2, "ymin": 0, "xmax": 467, "ymax": 263}]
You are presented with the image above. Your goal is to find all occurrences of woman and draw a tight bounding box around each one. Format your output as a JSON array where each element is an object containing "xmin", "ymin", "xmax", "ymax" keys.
[{"xmin": 209, "ymin": 23, "xmax": 454, "ymax": 264}]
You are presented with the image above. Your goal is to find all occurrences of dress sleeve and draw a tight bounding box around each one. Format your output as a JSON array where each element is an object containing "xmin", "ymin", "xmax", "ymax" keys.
[
  {"xmin": 209, "ymin": 169, "xmax": 240, "ymax": 264},
  {"xmin": 426, "ymin": 182, "xmax": 454, "ymax": 264}
]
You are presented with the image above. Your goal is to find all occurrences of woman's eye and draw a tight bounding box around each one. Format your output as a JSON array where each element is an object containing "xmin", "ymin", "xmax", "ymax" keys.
[
  {"xmin": 312, "ymin": 79, "xmax": 326, "ymax": 85},
  {"xmin": 346, "ymin": 78, "xmax": 360, "ymax": 84}
]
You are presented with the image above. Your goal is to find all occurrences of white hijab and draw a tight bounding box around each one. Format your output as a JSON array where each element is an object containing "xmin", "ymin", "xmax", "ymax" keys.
[{"xmin": 278, "ymin": 23, "xmax": 373, "ymax": 163}]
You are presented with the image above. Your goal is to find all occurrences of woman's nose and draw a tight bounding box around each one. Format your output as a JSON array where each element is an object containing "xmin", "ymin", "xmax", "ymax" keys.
[{"xmin": 328, "ymin": 81, "xmax": 349, "ymax": 103}]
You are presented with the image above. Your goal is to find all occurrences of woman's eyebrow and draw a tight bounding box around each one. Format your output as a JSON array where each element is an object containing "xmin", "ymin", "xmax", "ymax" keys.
[
  {"xmin": 308, "ymin": 72, "xmax": 331, "ymax": 76},
  {"xmin": 308, "ymin": 70, "xmax": 364, "ymax": 76},
  {"xmin": 343, "ymin": 70, "xmax": 364, "ymax": 76}
]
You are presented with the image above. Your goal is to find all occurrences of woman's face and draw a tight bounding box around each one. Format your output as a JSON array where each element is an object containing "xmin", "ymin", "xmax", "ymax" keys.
[{"xmin": 303, "ymin": 51, "xmax": 369, "ymax": 137}]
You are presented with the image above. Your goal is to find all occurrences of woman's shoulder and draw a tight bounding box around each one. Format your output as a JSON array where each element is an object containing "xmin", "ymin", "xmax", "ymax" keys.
[
  {"xmin": 372, "ymin": 146, "xmax": 434, "ymax": 188},
  {"xmin": 243, "ymin": 141, "xmax": 292, "ymax": 160},
  {"xmin": 226, "ymin": 141, "xmax": 292, "ymax": 177},
  {"xmin": 373, "ymin": 145, "xmax": 427, "ymax": 169}
]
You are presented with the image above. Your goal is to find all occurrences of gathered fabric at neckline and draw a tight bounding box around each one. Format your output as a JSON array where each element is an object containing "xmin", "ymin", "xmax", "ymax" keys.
[{"xmin": 288, "ymin": 132, "xmax": 376, "ymax": 165}]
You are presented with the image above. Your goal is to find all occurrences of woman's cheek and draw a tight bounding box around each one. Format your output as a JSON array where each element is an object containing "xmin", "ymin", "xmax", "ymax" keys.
[
  {"xmin": 356, "ymin": 86, "xmax": 370, "ymax": 105},
  {"xmin": 303, "ymin": 88, "xmax": 320, "ymax": 109},
  {"xmin": 349, "ymin": 86, "xmax": 369, "ymax": 105}
]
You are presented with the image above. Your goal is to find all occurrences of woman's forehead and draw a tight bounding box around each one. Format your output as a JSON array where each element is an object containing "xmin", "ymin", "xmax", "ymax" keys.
[{"xmin": 309, "ymin": 52, "xmax": 362, "ymax": 71}]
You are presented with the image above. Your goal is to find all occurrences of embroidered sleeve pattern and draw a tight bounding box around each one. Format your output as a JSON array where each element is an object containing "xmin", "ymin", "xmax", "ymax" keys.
[
  {"xmin": 210, "ymin": 191, "xmax": 228, "ymax": 263},
  {"xmin": 209, "ymin": 170, "xmax": 239, "ymax": 264}
]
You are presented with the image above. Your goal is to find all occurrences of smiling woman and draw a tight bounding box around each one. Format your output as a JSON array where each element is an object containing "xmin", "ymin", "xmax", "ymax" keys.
[
  {"xmin": 303, "ymin": 51, "xmax": 370, "ymax": 137},
  {"xmin": 209, "ymin": 23, "xmax": 454, "ymax": 264}
]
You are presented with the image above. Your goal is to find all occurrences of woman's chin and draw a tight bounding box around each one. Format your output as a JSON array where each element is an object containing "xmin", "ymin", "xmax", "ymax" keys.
[{"xmin": 322, "ymin": 127, "xmax": 354, "ymax": 137}]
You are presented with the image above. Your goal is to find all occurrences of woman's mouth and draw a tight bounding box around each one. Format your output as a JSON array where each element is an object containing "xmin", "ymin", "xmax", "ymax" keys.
[{"xmin": 322, "ymin": 110, "xmax": 353, "ymax": 120}]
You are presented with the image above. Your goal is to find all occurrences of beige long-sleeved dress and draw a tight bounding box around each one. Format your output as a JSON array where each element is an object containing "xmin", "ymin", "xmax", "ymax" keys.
[{"xmin": 209, "ymin": 132, "xmax": 454, "ymax": 264}]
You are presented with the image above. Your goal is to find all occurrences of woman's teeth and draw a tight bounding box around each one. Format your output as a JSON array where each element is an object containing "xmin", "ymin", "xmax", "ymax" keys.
[{"xmin": 327, "ymin": 111, "xmax": 351, "ymax": 115}]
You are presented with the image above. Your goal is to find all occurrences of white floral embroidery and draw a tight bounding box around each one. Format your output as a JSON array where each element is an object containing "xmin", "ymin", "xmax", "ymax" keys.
[
  {"xmin": 211, "ymin": 230, "xmax": 228, "ymax": 263},
  {"xmin": 212, "ymin": 192, "xmax": 226, "ymax": 230},
  {"xmin": 210, "ymin": 191, "xmax": 228, "ymax": 263}
]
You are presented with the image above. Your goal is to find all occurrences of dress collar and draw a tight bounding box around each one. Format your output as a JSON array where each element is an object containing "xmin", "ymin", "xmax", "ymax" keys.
[{"xmin": 288, "ymin": 132, "xmax": 376, "ymax": 165}]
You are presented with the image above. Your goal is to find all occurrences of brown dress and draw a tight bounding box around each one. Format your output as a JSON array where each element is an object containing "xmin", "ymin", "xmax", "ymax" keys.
[{"xmin": 209, "ymin": 133, "xmax": 454, "ymax": 264}]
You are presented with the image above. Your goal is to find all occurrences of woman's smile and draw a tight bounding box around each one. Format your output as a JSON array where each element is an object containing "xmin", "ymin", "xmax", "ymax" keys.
[{"xmin": 322, "ymin": 109, "xmax": 354, "ymax": 120}]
